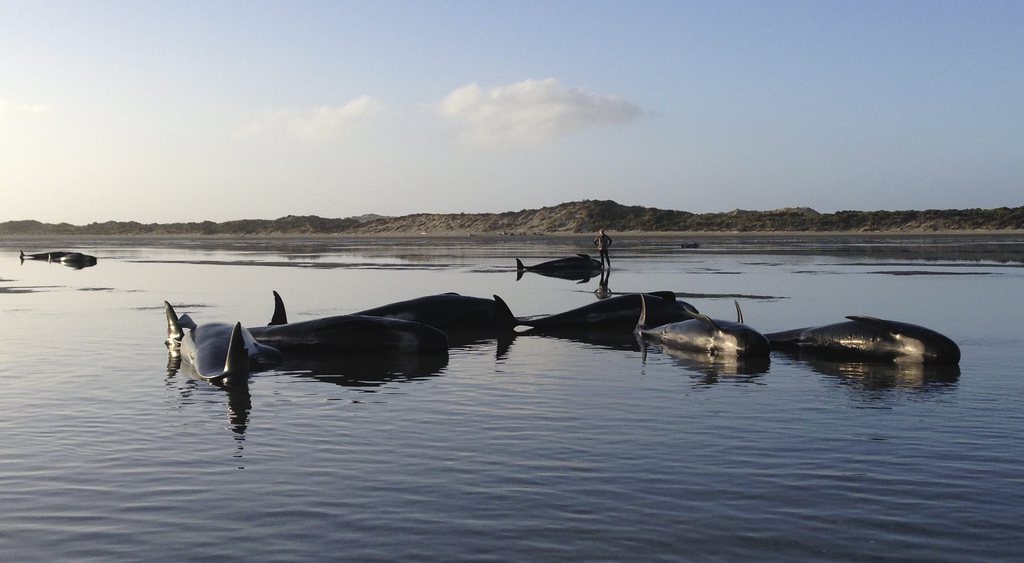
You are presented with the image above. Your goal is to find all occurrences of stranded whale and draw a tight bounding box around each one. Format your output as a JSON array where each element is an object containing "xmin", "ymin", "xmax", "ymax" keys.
[
  {"xmin": 165, "ymin": 302, "xmax": 282, "ymax": 385},
  {"xmin": 519, "ymin": 291, "xmax": 699, "ymax": 330},
  {"xmin": 354, "ymin": 292, "xmax": 518, "ymax": 330},
  {"xmin": 251, "ymin": 291, "xmax": 449, "ymax": 355},
  {"xmin": 636, "ymin": 296, "xmax": 770, "ymax": 358},
  {"xmin": 765, "ymin": 316, "xmax": 960, "ymax": 364},
  {"xmin": 515, "ymin": 254, "xmax": 603, "ymax": 281}
]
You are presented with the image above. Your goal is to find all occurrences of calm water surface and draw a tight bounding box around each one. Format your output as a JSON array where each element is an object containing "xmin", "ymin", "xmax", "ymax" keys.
[{"xmin": 1, "ymin": 234, "xmax": 1022, "ymax": 561}]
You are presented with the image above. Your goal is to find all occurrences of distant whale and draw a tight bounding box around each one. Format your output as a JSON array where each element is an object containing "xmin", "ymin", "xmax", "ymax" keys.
[
  {"xmin": 636, "ymin": 296, "xmax": 770, "ymax": 358},
  {"xmin": 20, "ymin": 250, "xmax": 97, "ymax": 268},
  {"xmin": 765, "ymin": 316, "xmax": 961, "ymax": 364},
  {"xmin": 250, "ymin": 291, "xmax": 449, "ymax": 355},
  {"xmin": 59, "ymin": 252, "xmax": 98, "ymax": 268},
  {"xmin": 354, "ymin": 292, "xmax": 518, "ymax": 330},
  {"xmin": 520, "ymin": 291, "xmax": 699, "ymax": 330},
  {"xmin": 515, "ymin": 254, "xmax": 602, "ymax": 281},
  {"xmin": 20, "ymin": 250, "xmax": 68, "ymax": 262},
  {"xmin": 165, "ymin": 302, "xmax": 282, "ymax": 385}
]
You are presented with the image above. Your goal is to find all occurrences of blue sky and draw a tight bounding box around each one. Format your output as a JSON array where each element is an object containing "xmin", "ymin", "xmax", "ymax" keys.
[{"xmin": 1, "ymin": 0, "xmax": 1021, "ymax": 223}]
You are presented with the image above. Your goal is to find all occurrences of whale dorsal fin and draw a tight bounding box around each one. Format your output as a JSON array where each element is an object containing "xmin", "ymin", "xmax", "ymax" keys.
[
  {"xmin": 647, "ymin": 291, "xmax": 676, "ymax": 302},
  {"xmin": 269, "ymin": 290, "xmax": 288, "ymax": 325},
  {"xmin": 493, "ymin": 294, "xmax": 518, "ymax": 326},
  {"xmin": 577, "ymin": 253, "xmax": 591, "ymax": 259},
  {"xmin": 846, "ymin": 315, "xmax": 892, "ymax": 330},
  {"xmin": 734, "ymin": 300, "xmax": 744, "ymax": 324}
]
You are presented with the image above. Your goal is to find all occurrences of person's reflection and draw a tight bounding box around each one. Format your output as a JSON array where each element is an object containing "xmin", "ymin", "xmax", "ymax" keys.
[{"xmin": 594, "ymin": 269, "xmax": 612, "ymax": 299}]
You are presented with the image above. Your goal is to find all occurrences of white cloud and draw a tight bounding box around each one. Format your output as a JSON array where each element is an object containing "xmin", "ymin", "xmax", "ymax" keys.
[
  {"xmin": 238, "ymin": 95, "xmax": 383, "ymax": 143},
  {"xmin": 438, "ymin": 78, "xmax": 643, "ymax": 146},
  {"xmin": 0, "ymin": 100, "xmax": 55, "ymax": 124}
]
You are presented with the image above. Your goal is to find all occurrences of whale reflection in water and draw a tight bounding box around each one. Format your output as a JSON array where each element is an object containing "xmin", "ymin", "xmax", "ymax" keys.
[
  {"xmin": 279, "ymin": 352, "xmax": 450, "ymax": 389},
  {"xmin": 784, "ymin": 352, "xmax": 961, "ymax": 393},
  {"xmin": 643, "ymin": 343, "xmax": 771, "ymax": 385}
]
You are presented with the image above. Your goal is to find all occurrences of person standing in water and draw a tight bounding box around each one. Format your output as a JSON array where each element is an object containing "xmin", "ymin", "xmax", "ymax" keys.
[{"xmin": 593, "ymin": 228, "xmax": 613, "ymax": 268}]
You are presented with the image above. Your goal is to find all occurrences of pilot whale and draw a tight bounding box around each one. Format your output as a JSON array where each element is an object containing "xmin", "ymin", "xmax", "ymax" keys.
[
  {"xmin": 520, "ymin": 291, "xmax": 699, "ymax": 330},
  {"xmin": 250, "ymin": 291, "xmax": 449, "ymax": 354},
  {"xmin": 21, "ymin": 250, "xmax": 68, "ymax": 262},
  {"xmin": 765, "ymin": 316, "xmax": 960, "ymax": 364},
  {"xmin": 635, "ymin": 296, "xmax": 769, "ymax": 358},
  {"xmin": 354, "ymin": 292, "xmax": 518, "ymax": 330},
  {"xmin": 516, "ymin": 254, "xmax": 602, "ymax": 281},
  {"xmin": 165, "ymin": 302, "xmax": 282, "ymax": 384},
  {"xmin": 59, "ymin": 252, "xmax": 98, "ymax": 268}
]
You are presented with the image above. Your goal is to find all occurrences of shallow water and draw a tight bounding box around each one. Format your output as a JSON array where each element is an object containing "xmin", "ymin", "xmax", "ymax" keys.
[{"xmin": 1, "ymin": 234, "xmax": 1022, "ymax": 561}]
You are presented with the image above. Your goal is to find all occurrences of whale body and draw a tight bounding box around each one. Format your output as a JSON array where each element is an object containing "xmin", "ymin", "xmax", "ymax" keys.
[
  {"xmin": 515, "ymin": 254, "xmax": 602, "ymax": 281},
  {"xmin": 636, "ymin": 296, "xmax": 769, "ymax": 358},
  {"xmin": 165, "ymin": 302, "xmax": 282, "ymax": 384},
  {"xmin": 20, "ymin": 250, "xmax": 68, "ymax": 262},
  {"xmin": 765, "ymin": 316, "xmax": 960, "ymax": 365},
  {"xmin": 250, "ymin": 291, "xmax": 449, "ymax": 354},
  {"xmin": 354, "ymin": 293, "xmax": 517, "ymax": 330},
  {"xmin": 521, "ymin": 291, "xmax": 699, "ymax": 330}
]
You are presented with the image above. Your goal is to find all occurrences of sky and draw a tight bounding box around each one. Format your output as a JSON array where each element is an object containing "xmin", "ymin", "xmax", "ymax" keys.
[{"xmin": 1, "ymin": 0, "xmax": 1022, "ymax": 224}]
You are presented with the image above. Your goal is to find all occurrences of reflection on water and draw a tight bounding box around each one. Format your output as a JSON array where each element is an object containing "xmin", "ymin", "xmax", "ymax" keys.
[
  {"xmin": 643, "ymin": 342, "xmax": 772, "ymax": 382},
  {"xmin": 785, "ymin": 351, "xmax": 961, "ymax": 393},
  {"xmin": 279, "ymin": 352, "xmax": 450, "ymax": 389},
  {"xmin": 1, "ymin": 234, "xmax": 1022, "ymax": 562},
  {"xmin": 446, "ymin": 328, "xmax": 518, "ymax": 360},
  {"xmin": 166, "ymin": 351, "xmax": 252, "ymax": 433},
  {"xmin": 521, "ymin": 326, "xmax": 640, "ymax": 352},
  {"xmin": 594, "ymin": 269, "xmax": 612, "ymax": 298}
]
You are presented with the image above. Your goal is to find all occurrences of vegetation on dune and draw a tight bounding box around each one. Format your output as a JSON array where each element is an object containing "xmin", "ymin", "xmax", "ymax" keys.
[{"xmin": 1, "ymin": 201, "xmax": 1022, "ymax": 235}]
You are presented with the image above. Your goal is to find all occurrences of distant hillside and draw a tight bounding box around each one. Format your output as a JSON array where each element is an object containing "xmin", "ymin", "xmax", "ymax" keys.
[{"xmin": 2, "ymin": 201, "xmax": 1022, "ymax": 235}]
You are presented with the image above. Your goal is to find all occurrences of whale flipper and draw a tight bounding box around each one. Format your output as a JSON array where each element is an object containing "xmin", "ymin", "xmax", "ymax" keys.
[
  {"xmin": 165, "ymin": 301, "xmax": 184, "ymax": 342},
  {"xmin": 636, "ymin": 294, "xmax": 649, "ymax": 331},
  {"xmin": 692, "ymin": 313, "xmax": 723, "ymax": 332}
]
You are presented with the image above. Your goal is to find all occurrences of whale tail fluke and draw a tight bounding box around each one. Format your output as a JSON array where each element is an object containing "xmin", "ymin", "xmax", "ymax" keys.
[
  {"xmin": 516, "ymin": 258, "xmax": 526, "ymax": 272},
  {"xmin": 269, "ymin": 290, "xmax": 288, "ymax": 325}
]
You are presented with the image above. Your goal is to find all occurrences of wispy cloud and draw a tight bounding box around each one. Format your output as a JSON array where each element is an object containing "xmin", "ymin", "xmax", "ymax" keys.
[
  {"xmin": 0, "ymin": 100, "xmax": 55, "ymax": 124},
  {"xmin": 438, "ymin": 78, "xmax": 643, "ymax": 146},
  {"xmin": 238, "ymin": 95, "xmax": 383, "ymax": 142}
]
